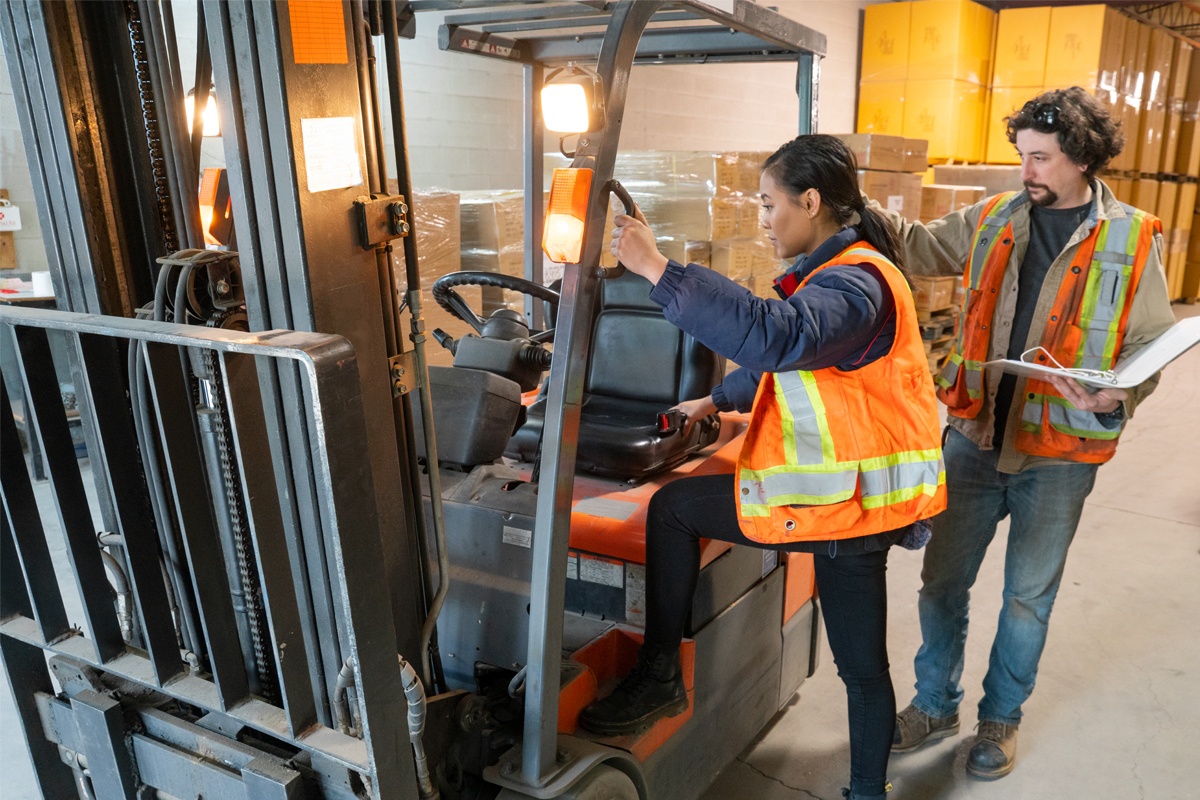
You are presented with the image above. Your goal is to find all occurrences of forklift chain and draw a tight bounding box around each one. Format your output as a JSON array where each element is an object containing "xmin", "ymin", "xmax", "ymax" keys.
[{"xmin": 203, "ymin": 320, "xmax": 277, "ymax": 703}]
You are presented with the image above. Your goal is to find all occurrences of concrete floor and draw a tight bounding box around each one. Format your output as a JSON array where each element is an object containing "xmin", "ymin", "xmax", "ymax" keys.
[{"xmin": 3, "ymin": 305, "xmax": 1197, "ymax": 800}]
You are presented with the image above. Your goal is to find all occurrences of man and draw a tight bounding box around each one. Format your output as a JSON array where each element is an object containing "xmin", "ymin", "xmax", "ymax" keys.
[{"xmin": 883, "ymin": 86, "xmax": 1176, "ymax": 779}]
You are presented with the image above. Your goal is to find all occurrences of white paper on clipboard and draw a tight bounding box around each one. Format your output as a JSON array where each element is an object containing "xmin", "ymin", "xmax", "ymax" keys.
[{"xmin": 983, "ymin": 316, "xmax": 1200, "ymax": 389}]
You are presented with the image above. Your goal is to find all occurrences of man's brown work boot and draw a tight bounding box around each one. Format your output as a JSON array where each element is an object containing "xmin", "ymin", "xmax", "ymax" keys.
[
  {"xmin": 891, "ymin": 704, "xmax": 960, "ymax": 753},
  {"xmin": 966, "ymin": 720, "xmax": 1018, "ymax": 779}
]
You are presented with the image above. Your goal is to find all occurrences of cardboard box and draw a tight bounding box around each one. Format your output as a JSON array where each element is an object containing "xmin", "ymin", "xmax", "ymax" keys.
[
  {"xmin": 637, "ymin": 195, "xmax": 760, "ymax": 241},
  {"xmin": 1107, "ymin": 95, "xmax": 1141, "ymax": 174},
  {"xmin": 1156, "ymin": 180, "xmax": 1180, "ymax": 232},
  {"xmin": 1136, "ymin": 103, "xmax": 1168, "ymax": 175},
  {"xmin": 1124, "ymin": 22, "xmax": 1153, "ymax": 103},
  {"xmin": 391, "ymin": 187, "xmax": 462, "ymax": 285},
  {"xmin": 1163, "ymin": 107, "xmax": 1182, "ymax": 175},
  {"xmin": 986, "ymin": 86, "xmax": 1040, "ymax": 165},
  {"xmin": 858, "ymin": 169, "xmax": 923, "ymax": 218},
  {"xmin": 833, "ymin": 133, "xmax": 906, "ymax": 172},
  {"xmin": 862, "ymin": 1, "xmax": 911, "ymax": 82},
  {"xmin": 1044, "ymin": 5, "xmax": 1126, "ymax": 93},
  {"xmin": 933, "ymin": 164, "xmax": 1023, "ymax": 197},
  {"xmin": 903, "ymin": 138, "xmax": 929, "ymax": 172},
  {"xmin": 857, "ymin": 81, "xmax": 906, "ymax": 136},
  {"xmin": 1176, "ymin": 182, "xmax": 1198, "ymax": 234},
  {"xmin": 903, "ymin": 79, "xmax": 985, "ymax": 162},
  {"xmin": 1130, "ymin": 178, "xmax": 1159, "ymax": 214},
  {"xmin": 1143, "ymin": 28, "xmax": 1175, "ymax": 107},
  {"xmin": 553, "ymin": 151, "xmax": 768, "ymax": 197},
  {"xmin": 710, "ymin": 238, "xmax": 776, "ymax": 284},
  {"xmin": 1186, "ymin": 46, "xmax": 1200, "ymax": 109},
  {"xmin": 911, "ymin": 275, "xmax": 957, "ymax": 311},
  {"xmin": 992, "ymin": 7, "xmax": 1050, "ymax": 88},
  {"xmin": 920, "ymin": 184, "xmax": 986, "ymax": 222},
  {"xmin": 907, "ymin": 0, "xmax": 996, "ymax": 85},
  {"xmin": 657, "ymin": 238, "xmax": 711, "ymax": 269},
  {"xmin": 461, "ymin": 248, "xmax": 524, "ymax": 277},
  {"xmin": 1167, "ymin": 39, "xmax": 1194, "ymax": 104},
  {"xmin": 1104, "ymin": 175, "xmax": 1132, "ymax": 206},
  {"xmin": 1177, "ymin": 113, "xmax": 1200, "ymax": 178},
  {"xmin": 460, "ymin": 190, "xmax": 524, "ymax": 255}
]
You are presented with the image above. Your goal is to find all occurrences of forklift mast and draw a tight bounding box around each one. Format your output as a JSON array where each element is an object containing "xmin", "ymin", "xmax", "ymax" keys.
[{"xmin": 0, "ymin": 2, "xmax": 825, "ymax": 798}]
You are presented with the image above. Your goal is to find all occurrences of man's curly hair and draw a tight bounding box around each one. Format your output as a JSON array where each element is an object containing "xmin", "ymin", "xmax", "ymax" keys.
[{"xmin": 1005, "ymin": 87, "xmax": 1124, "ymax": 180}]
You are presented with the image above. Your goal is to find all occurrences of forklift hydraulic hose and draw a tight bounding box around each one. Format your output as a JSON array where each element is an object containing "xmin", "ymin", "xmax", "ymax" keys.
[{"xmin": 333, "ymin": 655, "xmax": 439, "ymax": 799}]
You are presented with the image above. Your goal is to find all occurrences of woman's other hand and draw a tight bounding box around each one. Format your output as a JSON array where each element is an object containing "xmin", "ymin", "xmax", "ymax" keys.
[
  {"xmin": 612, "ymin": 205, "xmax": 669, "ymax": 285},
  {"xmin": 672, "ymin": 395, "xmax": 718, "ymax": 436}
]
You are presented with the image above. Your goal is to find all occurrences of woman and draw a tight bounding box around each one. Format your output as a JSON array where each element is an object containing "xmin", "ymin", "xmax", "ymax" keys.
[{"xmin": 577, "ymin": 135, "xmax": 946, "ymax": 800}]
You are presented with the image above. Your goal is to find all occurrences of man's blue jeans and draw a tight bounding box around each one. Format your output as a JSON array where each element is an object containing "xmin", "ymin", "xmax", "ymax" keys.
[{"xmin": 911, "ymin": 428, "xmax": 1099, "ymax": 726}]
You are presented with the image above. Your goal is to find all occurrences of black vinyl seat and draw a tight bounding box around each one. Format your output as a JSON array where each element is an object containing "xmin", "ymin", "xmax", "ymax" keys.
[{"xmin": 506, "ymin": 272, "xmax": 724, "ymax": 480}]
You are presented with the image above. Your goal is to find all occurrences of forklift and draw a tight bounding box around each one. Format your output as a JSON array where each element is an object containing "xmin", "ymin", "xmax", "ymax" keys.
[{"xmin": 0, "ymin": 2, "xmax": 827, "ymax": 798}]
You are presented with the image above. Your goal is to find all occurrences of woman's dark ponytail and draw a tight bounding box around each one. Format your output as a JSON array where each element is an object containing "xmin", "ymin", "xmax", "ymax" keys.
[
  {"xmin": 763, "ymin": 134, "xmax": 906, "ymax": 271},
  {"xmin": 856, "ymin": 204, "xmax": 905, "ymax": 272}
]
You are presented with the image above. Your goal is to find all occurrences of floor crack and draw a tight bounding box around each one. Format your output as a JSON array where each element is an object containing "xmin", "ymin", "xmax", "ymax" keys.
[{"xmin": 737, "ymin": 756, "xmax": 829, "ymax": 799}]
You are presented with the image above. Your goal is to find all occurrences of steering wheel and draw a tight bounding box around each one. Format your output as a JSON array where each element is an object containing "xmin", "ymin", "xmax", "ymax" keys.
[{"xmin": 431, "ymin": 271, "xmax": 560, "ymax": 344}]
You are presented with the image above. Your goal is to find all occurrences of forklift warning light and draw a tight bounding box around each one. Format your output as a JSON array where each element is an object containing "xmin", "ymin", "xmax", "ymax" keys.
[{"xmin": 543, "ymin": 167, "xmax": 594, "ymax": 264}]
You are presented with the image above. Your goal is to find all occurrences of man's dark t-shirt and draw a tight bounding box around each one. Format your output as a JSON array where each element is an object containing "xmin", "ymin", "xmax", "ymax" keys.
[{"xmin": 992, "ymin": 201, "xmax": 1092, "ymax": 442}]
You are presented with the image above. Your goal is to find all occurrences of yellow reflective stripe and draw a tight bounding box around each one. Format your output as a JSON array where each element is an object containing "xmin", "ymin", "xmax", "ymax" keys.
[
  {"xmin": 861, "ymin": 473, "xmax": 946, "ymax": 509},
  {"xmin": 740, "ymin": 503, "xmax": 770, "ymax": 517},
  {"xmin": 768, "ymin": 489, "xmax": 857, "ymax": 506},
  {"xmin": 858, "ymin": 448, "xmax": 943, "ymax": 471},
  {"xmin": 806, "ymin": 372, "xmax": 837, "ymax": 464}
]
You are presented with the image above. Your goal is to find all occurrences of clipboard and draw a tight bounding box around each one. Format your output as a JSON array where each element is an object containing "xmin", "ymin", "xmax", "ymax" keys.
[{"xmin": 983, "ymin": 316, "xmax": 1200, "ymax": 389}]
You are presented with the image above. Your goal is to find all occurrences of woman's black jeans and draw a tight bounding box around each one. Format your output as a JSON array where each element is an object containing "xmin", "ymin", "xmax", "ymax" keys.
[{"xmin": 644, "ymin": 473, "xmax": 894, "ymax": 797}]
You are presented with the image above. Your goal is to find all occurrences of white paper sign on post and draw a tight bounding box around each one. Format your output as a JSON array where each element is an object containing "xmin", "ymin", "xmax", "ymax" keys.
[{"xmin": 0, "ymin": 200, "xmax": 22, "ymax": 232}]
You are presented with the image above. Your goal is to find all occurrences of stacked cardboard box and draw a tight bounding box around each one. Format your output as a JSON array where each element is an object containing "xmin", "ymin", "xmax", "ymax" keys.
[
  {"xmin": 835, "ymin": 133, "xmax": 929, "ymax": 220},
  {"xmin": 555, "ymin": 150, "xmax": 784, "ymax": 289},
  {"xmin": 910, "ymin": 275, "xmax": 958, "ymax": 374},
  {"xmin": 920, "ymin": 184, "xmax": 987, "ymax": 223},
  {"xmin": 389, "ymin": 188, "xmax": 469, "ymax": 368},
  {"xmin": 860, "ymin": 0, "xmax": 993, "ymax": 162},
  {"xmin": 932, "ymin": 164, "xmax": 1023, "ymax": 198}
]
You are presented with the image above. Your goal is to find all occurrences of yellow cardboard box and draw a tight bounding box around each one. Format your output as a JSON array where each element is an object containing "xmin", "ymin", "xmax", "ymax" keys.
[
  {"xmin": 992, "ymin": 7, "xmax": 1050, "ymax": 88},
  {"xmin": 1168, "ymin": 40, "xmax": 1195, "ymax": 104},
  {"xmin": 1176, "ymin": 114, "xmax": 1200, "ymax": 178},
  {"xmin": 1130, "ymin": 178, "xmax": 1159, "ymax": 215},
  {"xmin": 1143, "ymin": 28, "xmax": 1175, "ymax": 107},
  {"xmin": 985, "ymin": 86, "xmax": 1040, "ymax": 165},
  {"xmin": 903, "ymin": 79, "xmax": 985, "ymax": 162},
  {"xmin": 1136, "ymin": 103, "xmax": 1168, "ymax": 175},
  {"xmin": 907, "ymin": 0, "xmax": 995, "ymax": 85},
  {"xmin": 1123, "ymin": 22, "xmax": 1153, "ymax": 103},
  {"xmin": 862, "ymin": 1, "xmax": 911, "ymax": 83},
  {"xmin": 1156, "ymin": 180, "xmax": 1180, "ymax": 232},
  {"xmin": 1163, "ymin": 107, "xmax": 1182, "ymax": 175},
  {"xmin": 1043, "ymin": 5, "xmax": 1126, "ymax": 93},
  {"xmin": 857, "ymin": 81, "xmax": 906, "ymax": 136}
]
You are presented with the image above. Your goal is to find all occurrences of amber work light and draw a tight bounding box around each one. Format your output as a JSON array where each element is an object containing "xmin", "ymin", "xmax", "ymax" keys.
[{"xmin": 542, "ymin": 167, "xmax": 594, "ymax": 264}]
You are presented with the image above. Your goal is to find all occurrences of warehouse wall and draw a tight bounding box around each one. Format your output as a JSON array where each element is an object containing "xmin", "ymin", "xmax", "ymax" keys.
[
  {"xmin": 0, "ymin": 53, "xmax": 49, "ymax": 272},
  {"xmin": 389, "ymin": 0, "xmax": 879, "ymax": 189}
]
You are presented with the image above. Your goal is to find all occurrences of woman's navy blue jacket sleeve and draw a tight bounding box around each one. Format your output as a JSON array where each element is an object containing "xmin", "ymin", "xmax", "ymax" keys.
[{"xmin": 647, "ymin": 230, "xmax": 897, "ymax": 412}]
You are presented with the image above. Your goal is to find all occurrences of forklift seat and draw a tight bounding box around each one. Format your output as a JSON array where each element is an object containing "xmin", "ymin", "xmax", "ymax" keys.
[{"xmin": 506, "ymin": 272, "xmax": 724, "ymax": 480}]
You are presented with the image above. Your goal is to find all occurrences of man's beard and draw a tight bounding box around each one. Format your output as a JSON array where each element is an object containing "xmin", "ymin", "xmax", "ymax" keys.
[{"xmin": 1025, "ymin": 181, "xmax": 1058, "ymax": 207}]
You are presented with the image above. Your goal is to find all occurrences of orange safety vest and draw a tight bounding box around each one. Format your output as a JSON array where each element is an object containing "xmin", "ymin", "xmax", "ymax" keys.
[
  {"xmin": 736, "ymin": 243, "xmax": 947, "ymax": 545},
  {"xmin": 934, "ymin": 192, "xmax": 1159, "ymax": 464}
]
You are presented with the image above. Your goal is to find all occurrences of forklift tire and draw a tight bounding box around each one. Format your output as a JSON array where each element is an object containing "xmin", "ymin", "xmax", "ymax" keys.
[{"xmin": 495, "ymin": 763, "xmax": 640, "ymax": 800}]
